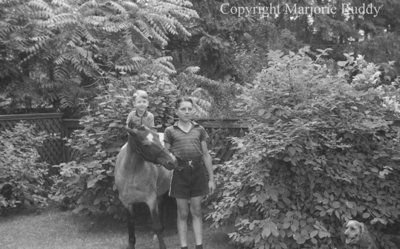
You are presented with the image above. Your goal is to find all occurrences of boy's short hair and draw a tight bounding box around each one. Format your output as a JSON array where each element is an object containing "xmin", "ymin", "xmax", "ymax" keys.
[
  {"xmin": 133, "ymin": 90, "xmax": 148, "ymax": 100},
  {"xmin": 175, "ymin": 97, "xmax": 193, "ymax": 109}
]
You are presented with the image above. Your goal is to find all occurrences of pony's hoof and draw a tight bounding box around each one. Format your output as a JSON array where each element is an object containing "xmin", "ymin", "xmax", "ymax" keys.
[{"xmin": 126, "ymin": 244, "xmax": 135, "ymax": 249}]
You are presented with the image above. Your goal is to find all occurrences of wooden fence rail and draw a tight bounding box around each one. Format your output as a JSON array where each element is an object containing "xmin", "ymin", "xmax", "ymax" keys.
[{"xmin": 0, "ymin": 113, "xmax": 248, "ymax": 165}]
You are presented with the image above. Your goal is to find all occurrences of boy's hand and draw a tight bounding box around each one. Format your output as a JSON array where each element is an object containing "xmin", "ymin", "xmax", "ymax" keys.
[{"xmin": 170, "ymin": 154, "xmax": 184, "ymax": 171}]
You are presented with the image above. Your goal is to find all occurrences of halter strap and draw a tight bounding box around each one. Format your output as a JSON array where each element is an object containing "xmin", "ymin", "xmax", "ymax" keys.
[{"xmin": 134, "ymin": 140, "xmax": 170, "ymax": 163}]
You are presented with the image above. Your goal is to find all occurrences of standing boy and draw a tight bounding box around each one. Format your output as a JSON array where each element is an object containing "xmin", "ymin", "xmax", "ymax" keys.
[{"xmin": 164, "ymin": 97, "xmax": 216, "ymax": 249}]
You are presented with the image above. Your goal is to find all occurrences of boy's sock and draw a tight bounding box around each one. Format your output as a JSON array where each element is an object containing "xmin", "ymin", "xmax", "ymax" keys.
[{"xmin": 195, "ymin": 245, "xmax": 203, "ymax": 249}]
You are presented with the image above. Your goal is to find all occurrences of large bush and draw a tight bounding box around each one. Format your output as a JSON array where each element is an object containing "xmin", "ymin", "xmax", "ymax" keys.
[
  {"xmin": 51, "ymin": 75, "xmax": 179, "ymax": 215},
  {"xmin": 0, "ymin": 122, "xmax": 50, "ymax": 213},
  {"xmin": 208, "ymin": 48, "xmax": 400, "ymax": 249}
]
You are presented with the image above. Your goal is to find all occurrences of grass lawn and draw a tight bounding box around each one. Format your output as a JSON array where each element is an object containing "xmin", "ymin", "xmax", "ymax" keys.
[{"xmin": 0, "ymin": 207, "xmax": 234, "ymax": 249}]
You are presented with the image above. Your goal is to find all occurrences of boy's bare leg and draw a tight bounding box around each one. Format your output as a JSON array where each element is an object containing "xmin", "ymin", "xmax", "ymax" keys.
[
  {"xmin": 190, "ymin": 196, "xmax": 204, "ymax": 246},
  {"xmin": 176, "ymin": 198, "xmax": 190, "ymax": 248}
]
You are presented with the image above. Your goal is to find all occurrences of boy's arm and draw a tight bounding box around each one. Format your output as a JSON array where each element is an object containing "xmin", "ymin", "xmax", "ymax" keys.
[
  {"xmin": 126, "ymin": 112, "xmax": 132, "ymax": 126},
  {"xmin": 163, "ymin": 129, "xmax": 176, "ymax": 160},
  {"xmin": 164, "ymin": 142, "xmax": 177, "ymax": 163},
  {"xmin": 149, "ymin": 113, "xmax": 155, "ymax": 128},
  {"xmin": 201, "ymin": 141, "xmax": 215, "ymax": 194}
]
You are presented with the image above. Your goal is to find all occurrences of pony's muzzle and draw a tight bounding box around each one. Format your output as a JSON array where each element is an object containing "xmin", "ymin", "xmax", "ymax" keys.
[{"xmin": 163, "ymin": 158, "xmax": 179, "ymax": 170}]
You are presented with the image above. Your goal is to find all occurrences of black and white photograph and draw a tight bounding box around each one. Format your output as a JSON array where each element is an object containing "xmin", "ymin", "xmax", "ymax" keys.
[{"xmin": 1, "ymin": 0, "xmax": 400, "ymax": 249}]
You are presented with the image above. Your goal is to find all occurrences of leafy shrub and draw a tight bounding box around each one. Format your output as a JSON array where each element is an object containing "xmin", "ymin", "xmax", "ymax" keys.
[
  {"xmin": 208, "ymin": 48, "xmax": 400, "ymax": 249},
  {"xmin": 0, "ymin": 122, "xmax": 50, "ymax": 213},
  {"xmin": 51, "ymin": 75, "xmax": 179, "ymax": 215},
  {"xmin": 174, "ymin": 68, "xmax": 239, "ymax": 118}
]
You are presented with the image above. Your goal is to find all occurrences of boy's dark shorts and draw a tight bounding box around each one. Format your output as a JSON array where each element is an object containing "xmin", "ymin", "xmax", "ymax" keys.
[{"xmin": 169, "ymin": 158, "xmax": 209, "ymax": 199}]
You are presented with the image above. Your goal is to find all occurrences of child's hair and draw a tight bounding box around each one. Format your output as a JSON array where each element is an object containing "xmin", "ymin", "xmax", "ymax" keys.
[
  {"xmin": 133, "ymin": 90, "xmax": 148, "ymax": 101},
  {"xmin": 175, "ymin": 97, "xmax": 193, "ymax": 109}
]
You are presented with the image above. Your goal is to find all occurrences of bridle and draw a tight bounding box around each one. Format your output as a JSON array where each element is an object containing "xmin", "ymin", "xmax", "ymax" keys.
[{"xmin": 133, "ymin": 135, "xmax": 171, "ymax": 162}]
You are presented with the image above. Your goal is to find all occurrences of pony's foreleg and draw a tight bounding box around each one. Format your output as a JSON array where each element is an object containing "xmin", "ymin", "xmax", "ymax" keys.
[
  {"xmin": 127, "ymin": 205, "xmax": 136, "ymax": 249},
  {"xmin": 157, "ymin": 193, "xmax": 167, "ymax": 229},
  {"xmin": 147, "ymin": 198, "xmax": 167, "ymax": 249}
]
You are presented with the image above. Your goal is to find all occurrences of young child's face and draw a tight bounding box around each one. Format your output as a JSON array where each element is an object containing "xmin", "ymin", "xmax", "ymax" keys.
[
  {"xmin": 134, "ymin": 96, "xmax": 149, "ymax": 112},
  {"xmin": 176, "ymin": 101, "xmax": 193, "ymax": 122}
]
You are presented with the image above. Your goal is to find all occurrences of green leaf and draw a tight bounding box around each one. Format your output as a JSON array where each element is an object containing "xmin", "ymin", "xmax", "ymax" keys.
[
  {"xmin": 310, "ymin": 230, "xmax": 318, "ymax": 238},
  {"xmin": 258, "ymin": 109, "xmax": 266, "ymax": 116},
  {"xmin": 332, "ymin": 201, "xmax": 340, "ymax": 208},
  {"xmin": 318, "ymin": 230, "xmax": 330, "ymax": 238},
  {"xmin": 362, "ymin": 212, "xmax": 370, "ymax": 218},
  {"xmin": 262, "ymin": 225, "xmax": 271, "ymax": 238},
  {"xmin": 87, "ymin": 178, "xmax": 98, "ymax": 188}
]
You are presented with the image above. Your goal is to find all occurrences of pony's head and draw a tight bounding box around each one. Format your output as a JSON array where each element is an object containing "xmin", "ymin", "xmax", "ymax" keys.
[{"xmin": 125, "ymin": 123, "xmax": 177, "ymax": 170}]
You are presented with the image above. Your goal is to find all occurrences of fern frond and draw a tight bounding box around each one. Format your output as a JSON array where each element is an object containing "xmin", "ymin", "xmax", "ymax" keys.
[
  {"xmin": 74, "ymin": 27, "xmax": 98, "ymax": 45},
  {"xmin": 119, "ymin": 0, "xmax": 139, "ymax": 11},
  {"xmin": 174, "ymin": 21, "xmax": 192, "ymax": 38},
  {"xmin": 0, "ymin": 22, "xmax": 24, "ymax": 36},
  {"xmin": 74, "ymin": 46, "xmax": 93, "ymax": 61},
  {"xmin": 185, "ymin": 66, "xmax": 200, "ymax": 74},
  {"xmin": 134, "ymin": 19, "xmax": 153, "ymax": 38},
  {"xmin": 169, "ymin": 7, "xmax": 199, "ymax": 20},
  {"xmin": 49, "ymin": 13, "xmax": 78, "ymax": 27},
  {"xmin": 30, "ymin": 10, "xmax": 53, "ymax": 19},
  {"xmin": 152, "ymin": 1, "xmax": 198, "ymax": 20},
  {"xmin": 29, "ymin": 35, "xmax": 51, "ymax": 42},
  {"xmin": 154, "ymin": 56, "xmax": 174, "ymax": 68},
  {"xmin": 103, "ymin": 1, "xmax": 127, "ymax": 15},
  {"xmin": 19, "ymin": 53, "xmax": 35, "ymax": 65},
  {"xmin": 51, "ymin": 0, "xmax": 72, "ymax": 10},
  {"xmin": 27, "ymin": 0, "xmax": 52, "ymax": 12},
  {"xmin": 144, "ymin": 59, "xmax": 176, "ymax": 75},
  {"xmin": 124, "ymin": 31, "xmax": 139, "ymax": 51},
  {"xmin": 23, "ymin": 39, "xmax": 48, "ymax": 54},
  {"xmin": 131, "ymin": 23, "xmax": 151, "ymax": 43},
  {"xmin": 78, "ymin": 0, "xmax": 100, "ymax": 10},
  {"xmin": 148, "ymin": 25, "xmax": 169, "ymax": 46},
  {"xmin": 103, "ymin": 21, "xmax": 132, "ymax": 32},
  {"xmin": 115, "ymin": 64, "xmax": 140, "ymax": 73},
  {"xmin": 70, "ymin": 56, "xmax": 85, "ymax": 73},
  {"xmin": 83, "ymin": 16, "xmax": 107, "ymax": 27},
  {"xmin": 164, "ymin": 0, "xmax": 193, "ymax": 8},
  {"xmin": 54, "ymin": 55, "xmax": 66, "ymax": 65},
  {"xmin": 150, "ymin": 14, "xmax": 178, "ymax": 36},
  {"xmin": 54, "ymin": 65, "xmax": 69, "ymax": 80},
  {"xmin": 131, "ymin": 56, "xmax": 146, "ymax": 68}
]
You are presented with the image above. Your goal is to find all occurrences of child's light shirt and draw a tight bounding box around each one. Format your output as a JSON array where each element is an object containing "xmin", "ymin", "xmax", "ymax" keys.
[{"xmin": 126, "ymin": 109, "xmax": 155, "ymax": 128}]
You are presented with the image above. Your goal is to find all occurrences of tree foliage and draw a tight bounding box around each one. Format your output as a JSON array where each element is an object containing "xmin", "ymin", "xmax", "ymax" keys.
[
  {"xmin": 208, "ymin": 48, "xmax": 400, "ymax": 249},
  {"xmin": 0, "ymin": 0, "xmax": 197, "ymax": 113}
]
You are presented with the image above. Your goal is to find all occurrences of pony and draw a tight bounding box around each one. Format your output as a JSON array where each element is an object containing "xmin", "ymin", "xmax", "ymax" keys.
[{"xmin": 115, "ymin": 123, "xmax": 178, "ymax": 249}]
